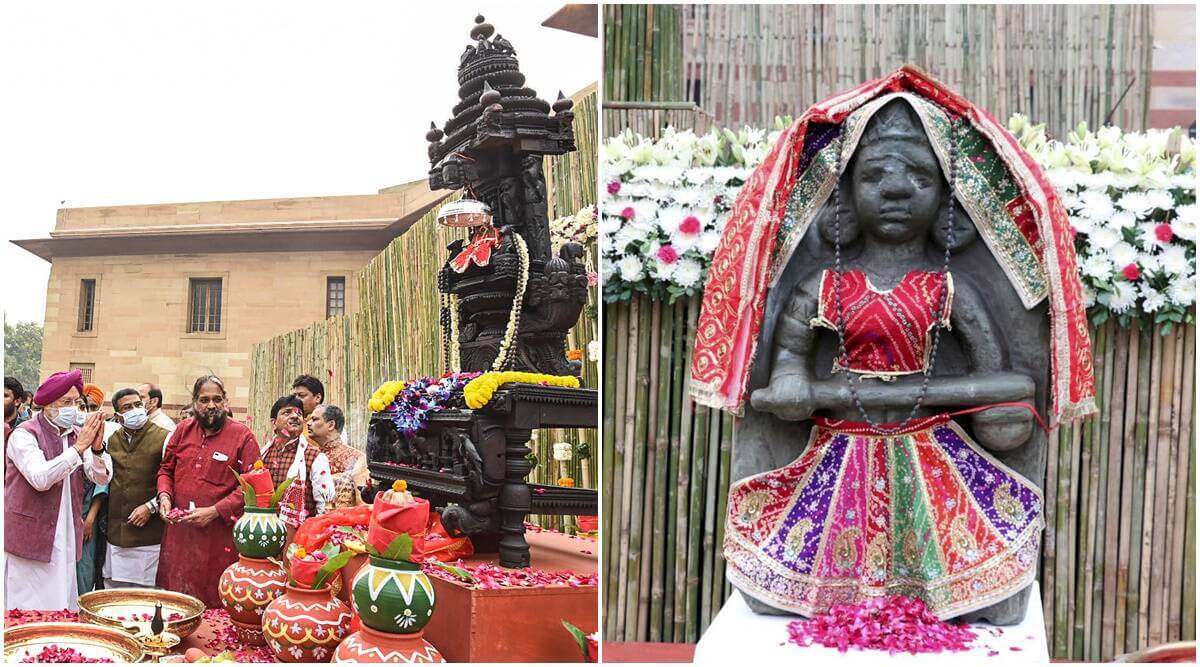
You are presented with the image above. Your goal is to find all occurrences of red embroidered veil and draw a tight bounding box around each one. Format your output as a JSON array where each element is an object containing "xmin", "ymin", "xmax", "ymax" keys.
[{"xmin": 688, "ymin": 66, "xmax": 1097, "ymax": 428}]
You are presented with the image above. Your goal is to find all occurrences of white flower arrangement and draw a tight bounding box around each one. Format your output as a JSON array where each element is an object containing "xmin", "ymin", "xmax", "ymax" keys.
[
  {"xmin": 1009, "ymin": 115, "xmax": 1196, "ymax": 333},
  {"xmin": 550, "ymin": 205, "xmax": 598, "ymax": 251},
  {"xmin": 601, "ymin": 114, "xmax": 1196, "ymax": 331},
  {"xmin": 600, "ymin": 122, "xmax": 788, "ymax": 301}
]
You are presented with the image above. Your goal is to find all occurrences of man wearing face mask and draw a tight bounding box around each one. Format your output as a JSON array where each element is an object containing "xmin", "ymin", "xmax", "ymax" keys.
[
  {"xmin": 155, "ymin": 375, "xmax": 260, "ymax": 607},
  {"xmin": 4, "ymin": 369, "xmax": 112, "ymax": 611},
  {"xmin": 136, "ymin": 383, "xmax": 175, "ymax": 434},
  {"xmin": 102, "ymin": 388, "xmax": 170, "ymax": 589}
]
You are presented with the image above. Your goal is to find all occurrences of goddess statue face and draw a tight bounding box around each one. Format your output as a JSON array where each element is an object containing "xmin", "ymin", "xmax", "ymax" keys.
[{"xmin": 849, "ymin": 102, "xmax": 946, "ymax": 245}]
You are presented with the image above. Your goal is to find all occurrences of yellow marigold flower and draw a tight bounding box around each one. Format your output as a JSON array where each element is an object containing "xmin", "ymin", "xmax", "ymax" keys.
[
  {"xmin": 463, "ymin": 372, "xmax": 581, "ymax": 409},
  {"xmin": 295, "ymin": 548, "xmax": 307, "ymax": 559},
  {"xmin": 393, "ymin": 479, "xmax": 407, "ymax": 492}
]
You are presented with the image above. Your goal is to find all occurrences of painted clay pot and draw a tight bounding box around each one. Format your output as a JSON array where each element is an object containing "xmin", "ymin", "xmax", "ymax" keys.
[
  {"xmin": 351, "ymin": 557, "xmax": 437, "ymax": 634},
  {"xmin": 217, "ymin": 555, "xmax": 286, "ymax": 645},
  {"xmin": 233, "ymin": 506, "xmax": 287, "ymax": 559},
  {"xmin": 262, "ymin": 585, "xmax": 352, "ymax": 662},
  {"xmin": 334, "ymin": 626, "xmax": 445, "ymax": 663}
]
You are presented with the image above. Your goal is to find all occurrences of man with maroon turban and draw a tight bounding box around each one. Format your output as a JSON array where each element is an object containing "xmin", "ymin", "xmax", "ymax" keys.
[{"xmin": 5, "ymin": 370, "xmax": 112, "ymax": 611}]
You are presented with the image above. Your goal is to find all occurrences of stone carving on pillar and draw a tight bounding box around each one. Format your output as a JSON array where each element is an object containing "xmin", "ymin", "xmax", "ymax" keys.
[{"xmin": 364, "ymin": 15, "xmax": 597, "ymax": 570}]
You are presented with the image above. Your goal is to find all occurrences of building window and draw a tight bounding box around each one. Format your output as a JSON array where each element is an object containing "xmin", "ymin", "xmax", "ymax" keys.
[
  {"xmin": 326, "ymin": 276, "xmax": 346, "ymax": 318},
  {"xmin": 188, "ymin": 278, "xmax": 223, "ymax": 333},
  {"xmin": 78, "ymin": 279, "xmax": 96, "ymax": 332},
  {"xmin": 69, "ymin": 362, "xmax": 95, "ymax": 384}
]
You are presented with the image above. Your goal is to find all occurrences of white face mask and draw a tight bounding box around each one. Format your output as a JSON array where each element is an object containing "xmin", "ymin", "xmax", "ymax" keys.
[{"xmin": 121, "ymin": 407, "xmax": 148, "ymax": 430}]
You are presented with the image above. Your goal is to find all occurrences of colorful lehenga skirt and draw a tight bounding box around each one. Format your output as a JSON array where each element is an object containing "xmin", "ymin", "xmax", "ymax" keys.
[{"xmin": 724, "ymin": 415, "xmax": 1043, "ymax": 619}]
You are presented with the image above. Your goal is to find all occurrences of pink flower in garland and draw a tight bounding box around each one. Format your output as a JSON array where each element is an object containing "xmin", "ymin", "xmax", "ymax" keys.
[
  {"xmin": 1122, "ymin": 263, "xmax": 1141, "ymax": 281},
  {"xmin": 678, "ymin": 215, "xmax": 702, "ymax": 235},
  {"xmin": 621, "ymin": 206, "xmax": 636, "ymax": 220},
  {"xmin": 656, "ymin": 244, "xmax": 679, "ymax": 264},
  {"xmin": 607, "ymin": 181, "xmax": 621, "ymax": 195},
  {"xmin": 1155, "ymin": 223, "xmax": 1175, "ymax": 243},
  {"xmin": 587, "ymin": 271, "xmax": 598, "ymax": 286}
]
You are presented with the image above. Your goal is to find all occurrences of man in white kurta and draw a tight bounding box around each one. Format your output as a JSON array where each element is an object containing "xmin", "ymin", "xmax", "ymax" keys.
[{"xmin": 5, "ymin": 372, "xmax": 112, "ymax": 611}]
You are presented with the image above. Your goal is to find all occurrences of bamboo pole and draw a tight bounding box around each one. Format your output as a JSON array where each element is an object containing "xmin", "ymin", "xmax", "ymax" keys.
[
  {"xmin": 605, "ymin": 302, "xmax": 629, "ymax": 640},
  {"xmin": 647, "ymin": 299, "xmax": 668, "ymax": 640},
  {"xmin": 1128, "ymin": 324, "xmax": 1156, "ymax": 650},
  {"xmin": 1166, "ymin": 324, "xmax": 1193, "ymax": 642},
  {"xmin": 1101, "ymin": 321, "xmax": 1130, "ymax": 661},
  {"xmin": 615, "ymin": 297, "xmax": 641, "ymax": 639},
  {"xmin": 631, "ymin": 298, "xmax": 659, "ymax": 639}
]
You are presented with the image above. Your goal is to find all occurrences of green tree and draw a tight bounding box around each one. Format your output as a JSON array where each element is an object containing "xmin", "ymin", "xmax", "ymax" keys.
[{"xmin": 4, "ymin": 320, "xmax": 43, "ymax": 391}]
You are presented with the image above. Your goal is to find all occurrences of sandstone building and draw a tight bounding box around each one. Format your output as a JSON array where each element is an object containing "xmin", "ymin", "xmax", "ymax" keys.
[{"xmin": 12, "ymin": 180, "xmax": 445, "ymax": 421}]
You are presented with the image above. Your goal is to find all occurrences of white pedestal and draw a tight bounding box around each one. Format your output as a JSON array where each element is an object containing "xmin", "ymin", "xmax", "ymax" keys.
[{"xmin": 695, "ymin": 583, "xmax": 1049, "ymax": 664}]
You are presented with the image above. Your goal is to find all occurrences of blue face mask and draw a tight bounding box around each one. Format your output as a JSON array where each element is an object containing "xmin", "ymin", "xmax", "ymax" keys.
[
  {"xmin": 53, "ymin": 406, "xmax": 78, "ymax": 430},
  {"xmin": 121, "ymin": 407, "xmax": 148, "ymax": 430}
]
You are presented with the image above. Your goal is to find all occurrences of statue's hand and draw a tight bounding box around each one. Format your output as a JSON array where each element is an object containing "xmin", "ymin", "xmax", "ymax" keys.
[
  {"xmin": 750, "ymin": 379, "xmax": 815, "ymax": 422},
  {"xmin": 971, "ymin": 406, "xmax": 1034, "ymax": 452}
]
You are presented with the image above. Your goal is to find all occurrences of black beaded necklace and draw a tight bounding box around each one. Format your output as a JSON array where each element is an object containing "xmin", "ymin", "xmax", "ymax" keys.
[{"xmin": 830, "ymin": 116, "xmax": 960, "ymax": 434}]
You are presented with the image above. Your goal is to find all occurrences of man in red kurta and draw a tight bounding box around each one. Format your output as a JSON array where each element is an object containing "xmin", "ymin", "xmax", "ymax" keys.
[{"xmin": 155, "ymin": 376, "xmax": 260, "ymax": 607}]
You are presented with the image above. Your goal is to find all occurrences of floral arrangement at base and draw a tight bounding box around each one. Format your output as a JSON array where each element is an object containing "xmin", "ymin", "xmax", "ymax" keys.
[
  {"xmin": 462, "ymin": 371, "xmax": 582, "ymax": 409},
  {"xmin": 1009, "ymin": 116, "xmax": 1195, "ymax": 332},
  {"xmin": 601, "ymin": 122, "xmax": 788, "ymax": 302},
  {"xmin": 369, "ymin": 373, "xmax": 483, "ymax": 434}
]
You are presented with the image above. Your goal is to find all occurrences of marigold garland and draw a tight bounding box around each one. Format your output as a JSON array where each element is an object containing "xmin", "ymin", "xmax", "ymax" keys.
[
  {"xmin": 368, "ymin": 381, "xmax": 405, "ymax": 413},
  {"xmin": 463, "ymin": 372, "xmax": 581, "ymax": 409}
]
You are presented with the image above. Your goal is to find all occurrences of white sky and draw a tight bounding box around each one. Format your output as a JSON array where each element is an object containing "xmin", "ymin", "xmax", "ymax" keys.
[{"xmin": 0, "ymin": 1, "xmax": 597, "ymax": 325}]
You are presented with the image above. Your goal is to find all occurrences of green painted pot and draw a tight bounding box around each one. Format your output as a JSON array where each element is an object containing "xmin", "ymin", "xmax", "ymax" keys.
[
  {"xmin": 351, "ymin": 556, "xmax": 437, "ymax": 634},
  {"xmin": 233, "ymin": 506, "xmax": 287, "ymax": 558}
]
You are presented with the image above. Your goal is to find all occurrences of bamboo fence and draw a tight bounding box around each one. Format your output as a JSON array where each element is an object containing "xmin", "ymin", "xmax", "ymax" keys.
[
  {"xmin": 248, "ymin": 89, "xmax": 598, "ymax": 522},
  {"xmin": 676, "ymin": 4, "xmax": 1152, "ymax": 137},
  {"xmin": 603, "ymin": 293, "xmax": 1196, "ymax": 661}
]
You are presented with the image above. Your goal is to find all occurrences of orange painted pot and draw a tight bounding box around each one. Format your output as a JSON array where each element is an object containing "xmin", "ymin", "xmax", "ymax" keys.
[
  {"xmin": 333, "ymin": 625, "xmax": 445, "ymax": 663},
  {"xmin": 217, "ymin": 555, "xmax": 286, "ymax": 646},
  {"xmin": 262, "ymin": 585, "xmax": 352, "ymax": 662}
]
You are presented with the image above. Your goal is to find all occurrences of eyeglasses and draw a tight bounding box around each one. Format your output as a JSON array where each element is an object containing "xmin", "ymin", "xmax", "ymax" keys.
[{"xmin": 50, "ymin": 397, "xmax": 87, "ymax": 409}]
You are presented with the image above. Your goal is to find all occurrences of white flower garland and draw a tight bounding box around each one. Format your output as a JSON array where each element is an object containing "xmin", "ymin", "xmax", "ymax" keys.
[{"xmin": 493, "ymin": 232, "xmax": 530, "ymax": 371}]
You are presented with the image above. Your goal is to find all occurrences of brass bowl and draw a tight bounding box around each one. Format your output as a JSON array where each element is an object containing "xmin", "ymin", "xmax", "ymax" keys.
[
  {"xmin": 78, "ymin": 588, "xmax": 205, "ymax": 640},
  {"xmin": 1114, "ymin": 640, "xmax": 1196, "ymax": 662},
  {"xmin": 4, "ymin": 621, "xmax": 145, "ymax": 663}
]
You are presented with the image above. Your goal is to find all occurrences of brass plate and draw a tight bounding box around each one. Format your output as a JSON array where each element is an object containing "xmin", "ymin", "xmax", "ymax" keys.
[
  {"xmin": 4, "ymin": 621, "xmax": 145, "ymax": 663},
  {"xmin": 78, "ymin": 588, "xmax": 205, "ymax": 639}
]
